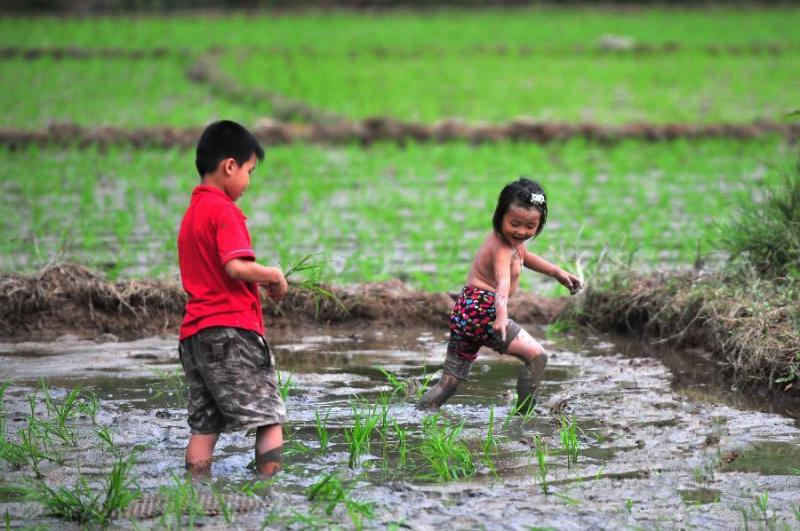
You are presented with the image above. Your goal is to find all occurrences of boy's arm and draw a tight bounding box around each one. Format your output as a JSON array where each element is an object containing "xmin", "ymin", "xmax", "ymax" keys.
[
  {"xmin": 492, "ymin": 246, "xmax": 513, "ymax": 341},
  {"xmin": 224, "ymin": 258, "xmax": 288, "ymax": 302},
  {"xmin": 522, "ymin": 249, "xmax": 583, "ymax": 295}
]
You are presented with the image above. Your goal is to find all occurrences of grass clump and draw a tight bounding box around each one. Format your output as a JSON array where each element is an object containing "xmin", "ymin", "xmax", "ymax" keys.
[
  {"xmin": 17, "ymin": 454, "xmax": 139, "ymax": 526},
  {"xmin": 418, "ymin": 414, "xmax": 475, "ymax": 482},
  {"xmin": 719, "ymin": 160, "xmax": 800, "ymax": 279},
  {"xmin": 306, "ymin": 473, "xmax": 375, "ymax": 530},
  {"xmin": 564, "ymin": 157, "xmax": 800, "ymax": 394}
]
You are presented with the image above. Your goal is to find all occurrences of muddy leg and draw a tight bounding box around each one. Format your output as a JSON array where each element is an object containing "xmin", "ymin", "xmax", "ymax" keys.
[
  {"xmin": 515, "ymin": 353, "xmax": 548, "ymax": 414},
  {"xmin": 185, "ymin": 432, "xmax": 219, "ymax": 477},
  {"xmin": 505, "ymin": 327, "xmax": 548, "ymax": 414},
  {"xmin": 255, "ymin": 424, "xmax": 283, "ymax": 477},
  {"xmin": 416, "ymin": 373, "xmax": 462, "ymax": 410}
]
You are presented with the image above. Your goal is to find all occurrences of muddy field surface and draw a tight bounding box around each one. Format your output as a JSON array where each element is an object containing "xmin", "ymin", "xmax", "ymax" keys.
[{"xmin": 1, "ymin": 325, "xmax": 799, "ymax": 529}]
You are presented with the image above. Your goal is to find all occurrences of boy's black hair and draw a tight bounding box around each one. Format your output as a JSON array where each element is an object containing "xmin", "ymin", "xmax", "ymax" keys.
[
  {"xmin": 492, "ymin": 177, "xmax": 548, "ymax": 237},
  {"xmin": 195, "ymin": 120, "xmax": 265, "ymax": 177}
]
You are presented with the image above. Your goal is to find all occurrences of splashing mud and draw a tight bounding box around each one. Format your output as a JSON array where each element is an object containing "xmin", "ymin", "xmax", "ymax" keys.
[{"xmin": 1, "ymin": 325, "xmax": 798, "ymax": 529}]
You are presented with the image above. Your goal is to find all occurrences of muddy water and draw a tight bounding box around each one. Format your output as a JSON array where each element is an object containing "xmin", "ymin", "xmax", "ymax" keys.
[{"xmin": 1, "ymin": 326, "xmax": 799, "ymax": 530}]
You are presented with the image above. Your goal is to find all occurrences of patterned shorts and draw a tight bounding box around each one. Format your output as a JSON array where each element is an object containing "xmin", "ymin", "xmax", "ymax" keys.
[
  {"xmin": 178, "ymin": 326, "xmax": 287, "ymax": 434},
  {"xmin": 444, "ymin": 286, "xmax": 521, "ymax": 380}
]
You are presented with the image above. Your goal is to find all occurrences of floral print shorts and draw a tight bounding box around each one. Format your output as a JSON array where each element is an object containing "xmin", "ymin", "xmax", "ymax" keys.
[{"xmin": 445, "ymin": 286, "xmax": 521, "ymax": 374}]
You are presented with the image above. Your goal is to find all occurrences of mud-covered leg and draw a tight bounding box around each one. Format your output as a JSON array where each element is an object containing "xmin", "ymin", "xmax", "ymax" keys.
[
  {"xmin": 504, "ymin": 326, "xmax": 548, "ymax": 415},
  {"xmin": 416, "ymin": 373, "xmax": 462, "ymax": 410},
  {"xmin": 255, "ymin": 424, "xmax": 283, "ymax": 476},
  {"xmin": 185, "ymin": 432, "xmax": 219, "ymax": 477},
  {"xmin": 515, "ymin": 352, "xmax": 548, "ymax": 414}
]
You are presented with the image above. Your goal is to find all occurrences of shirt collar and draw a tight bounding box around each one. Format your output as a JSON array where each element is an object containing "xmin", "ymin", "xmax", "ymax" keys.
[{"xmin": 192, "ymin": 184, "xmax": 233, "ymax": 204}]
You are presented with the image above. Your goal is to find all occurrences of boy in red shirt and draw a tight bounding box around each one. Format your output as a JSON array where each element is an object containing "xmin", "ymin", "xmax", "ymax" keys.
[{"xmin": 177, "ymin": 120, "xmax": 288, "ymax": 477}]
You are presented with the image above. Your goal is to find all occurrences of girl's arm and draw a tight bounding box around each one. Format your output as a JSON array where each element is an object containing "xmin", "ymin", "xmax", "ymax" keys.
[
  {"xmin": 522, "ymin": 249, "xmax": 583, "ymax": 294},
  {"xmin": 492, "ymin": 246, "xmax": 513, "ymax": 341}
]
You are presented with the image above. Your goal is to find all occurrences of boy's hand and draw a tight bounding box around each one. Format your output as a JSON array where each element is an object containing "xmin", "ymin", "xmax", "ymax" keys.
[
  {"xmin": 264, "ymin": 276, "xmax": 288, "ymax": 302},
  {"xmin": 555, "ymin": 269, "xmax": 583, "ymax": 295}
]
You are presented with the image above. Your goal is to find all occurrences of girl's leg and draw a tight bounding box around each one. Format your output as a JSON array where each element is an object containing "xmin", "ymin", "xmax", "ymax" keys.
[
  {"xmin": 255, "ymin": 423, "xmax": 283, "ymax": 476},
  {"xmin": 416, "ymin": 372, "xmax": 462, "ymax": 410},
  {"xmin": 185, "ymin": 432, "xmax": 220, "ymax": 477},
  {"xmin": 505, "ymin": 328, "xmax": 548, "ymax": 414}
]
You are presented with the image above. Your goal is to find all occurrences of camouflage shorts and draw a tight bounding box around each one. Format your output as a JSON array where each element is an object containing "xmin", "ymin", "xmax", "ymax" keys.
[{"xmin": 178, "ymin": 327, "xmax": 287, "ymax": 434}]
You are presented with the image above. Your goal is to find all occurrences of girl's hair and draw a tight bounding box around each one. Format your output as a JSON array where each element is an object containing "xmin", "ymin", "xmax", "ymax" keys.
[{"xmin": 492, "ymin": 177, "xmax": 548, "ymax": 237}]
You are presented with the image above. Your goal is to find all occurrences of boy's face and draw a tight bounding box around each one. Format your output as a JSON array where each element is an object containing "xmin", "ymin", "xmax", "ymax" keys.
[{"xmin": 223, "ymin": 153, "xmax": 258, "ymax": 201}]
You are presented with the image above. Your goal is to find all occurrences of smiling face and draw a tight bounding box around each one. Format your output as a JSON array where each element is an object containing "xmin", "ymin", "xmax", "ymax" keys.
[
  {"xmin": 223, "ymin": 153, "xmax": 257, "ymax": 201},
  {"xmin": 499, "ymin": 205, "xmax": 542, "ymax": 247}
]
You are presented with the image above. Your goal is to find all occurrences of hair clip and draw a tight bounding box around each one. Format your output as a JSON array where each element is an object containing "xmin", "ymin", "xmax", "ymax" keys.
[{"xmin": 529, "ymin": 192, "xmax": 545, "ymax": 206}]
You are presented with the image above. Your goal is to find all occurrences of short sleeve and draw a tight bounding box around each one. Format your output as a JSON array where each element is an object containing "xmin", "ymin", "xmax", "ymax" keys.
[{"xmin": 215, "ymin": 204, "xmax": 256, "ymax": 265}]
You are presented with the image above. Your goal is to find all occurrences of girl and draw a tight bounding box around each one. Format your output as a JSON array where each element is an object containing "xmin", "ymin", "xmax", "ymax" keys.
[{"xmin": 417, "ymin": 178, "xmax": 582, "ymax": 412}]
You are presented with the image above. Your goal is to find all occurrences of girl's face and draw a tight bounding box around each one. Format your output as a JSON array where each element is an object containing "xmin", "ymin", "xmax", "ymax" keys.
[{"xmin": 500, "ymin": 205, "xmax": 541, "ymax": 246}]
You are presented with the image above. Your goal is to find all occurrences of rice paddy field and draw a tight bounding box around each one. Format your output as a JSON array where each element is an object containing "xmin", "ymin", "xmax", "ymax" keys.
[
  {"xmin": 3, "ymin": 6, "xmax": 800, "ymax": 530},
  {"xmin": 1, "ymin": 7, "xmax": 800, "ymax": 293}
]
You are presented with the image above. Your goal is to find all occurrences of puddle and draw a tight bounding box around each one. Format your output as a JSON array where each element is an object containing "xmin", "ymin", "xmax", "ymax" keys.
[
  {"xmin": 679, "ymin": 487, "xmax": 722, "ymax": 505},
  {"xmin": 719, "ymin": 441, "xmax": 800, "ymax": 475},
  {"xmin": 1, "ymin": 325, "xmax": 799, "ymax": 529}
]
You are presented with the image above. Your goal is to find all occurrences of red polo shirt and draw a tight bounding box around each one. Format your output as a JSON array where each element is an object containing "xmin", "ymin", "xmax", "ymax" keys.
[{"xmin": 177, "ymin": 185, "xmax": 264, "ymax": 340}]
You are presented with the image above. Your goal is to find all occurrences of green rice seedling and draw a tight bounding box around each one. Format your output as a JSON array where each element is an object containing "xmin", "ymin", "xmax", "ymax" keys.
[
  {"xmin": 307, "ymin": 473, "xmax": 375, "ymax": 529},
  {"xmin": 393, "ymin": 420, "xmax": 408, "ymax": 468},
  {"xmin": 35, "ymin": 382, "xmax": 80, "ymax": 447},
  {"xmin": 151, "ymin": 368, "xmax": 188, "ymax": 407},
  {"xmin": 483, "ymin": 405, "xmax": 497, "ymax": 459},
  {"xmin": 377, "ymin": 393, "xmax": 391, "ymax": 440},
  {"xmin": 234, "ymin": 479, "xmax": 275, "ymax": 498},
  {"xmin": 211, "ymin": 488, "xmax": 235, "ymax": 525},
  {"xmin": 19, "ymin": 454, "xmax": 139, "ymax": 525},
  {"xmin": 95, "ymin": 425, "xmax": 122, "ymax": 457},
  {"xmin": 276, "ymin": 370, "xmax": 294, "ymax": 402},
  {"xmin": 158, "ymin": 473, "xmax": 205, "ymax": 530},
  {"xmin": 559, "ymin": 415, "xmax": 580, "ymax": 467},
  {"xmin": 754, "ymin": 493, "xmax": 775, "ymax": 530},
  {"xmin": 416, "ymin": 370, "xmax": 435, "ymax": 400},
  {"xmin": 533, "ymin": 434, "xmax": 549, "ymax": 495},
  {"xmin": 419, "ymin": 414, "xmax": 475, "ymax": 482},
  {"xmin": 314, "ymin": 409, "xmax": 332, "ymax": 454},
  {"xmin": 374, "ymin": 367, "xmax": 408, "ymax": 397},
  {"xmin": 344, "ymin": 401, "xmax": 381, "ymax": 468},
  {"xmin": 502, "ymin": 394, "xmax": 537, "ymax": 430},
  {"xmin": 2, "ymin": 419, "xmax": 53, "ymax": 477},
  {"xmin": 283, "ymin": 253, "xmax": 347, "ymax": 316},
  {"xmin": 76, "ymin": 391, "xmax": 99, "ymax": 424}
]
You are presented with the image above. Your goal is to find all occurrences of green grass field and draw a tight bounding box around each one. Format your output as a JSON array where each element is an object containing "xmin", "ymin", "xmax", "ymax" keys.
[
  {"xmin": 1, "ymin": 7, "xmax": 799, "ymax": 126},
  {"xmin": 1, "ymin": 138, "xmax": 790, "ymax": 292},
  {"xmin": 1, "ymin": 6, "xmax": 798, "ymax": 291}
]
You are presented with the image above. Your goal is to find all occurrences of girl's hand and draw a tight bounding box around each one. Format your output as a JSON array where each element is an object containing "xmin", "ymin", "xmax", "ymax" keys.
[
  {"xmin": 555, "ymin": 269, "xmax": 583, "ymax": 295},
  {"xmin": 493, "ymin": 316, "xmax": 509, "ymax": 342}
]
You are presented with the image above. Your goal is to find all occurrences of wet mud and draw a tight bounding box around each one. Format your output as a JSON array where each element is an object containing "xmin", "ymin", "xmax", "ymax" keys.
[{"xmin": 1, "ymin": 325, "xmax": 799, "ymax": 529}]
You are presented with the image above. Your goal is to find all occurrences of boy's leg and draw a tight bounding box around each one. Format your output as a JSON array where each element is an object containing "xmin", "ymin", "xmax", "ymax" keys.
[
  {"xmin": 185, "ymin": 432, "xmax": 220, "ymax": 476},
  {"xmin": 503, "ymin": 326, "xmax": 548, "ymax": 414},
  {"xmin": 255, "ymin": 423, "xmax": 283, "ymax": 476}
]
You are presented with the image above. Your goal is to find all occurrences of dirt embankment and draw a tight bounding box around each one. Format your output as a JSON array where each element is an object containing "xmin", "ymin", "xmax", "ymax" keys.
[
  {"xmin": 0, "ymin": 264, "xmax": 567, "ymax": 342},
  {"xmin": 569, "ymin": 270, "xmax": 800, "ymax": 397},
  {"xmin": 2, "ymin": 119, "xmax": 798, "ymax": 150}
]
